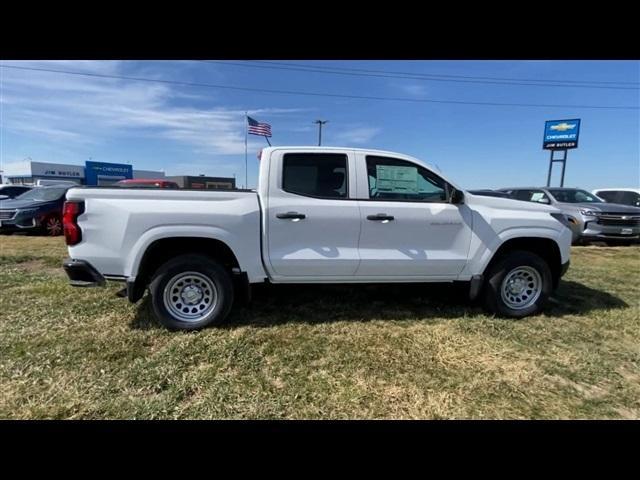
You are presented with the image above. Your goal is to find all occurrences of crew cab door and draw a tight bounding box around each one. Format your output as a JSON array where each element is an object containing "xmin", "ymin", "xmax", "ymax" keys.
[
  {"xmin": 264, "ymin": 149, "xmax": 361, "ymax": 278},
  {"xmin": 354, "ymin": 153, "xmax": 472, "ymax": 278}
]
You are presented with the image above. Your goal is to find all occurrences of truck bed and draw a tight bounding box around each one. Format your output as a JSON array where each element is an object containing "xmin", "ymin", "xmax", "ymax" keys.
[{"xmin": 65, "ymin": 187, "xmax": 265, "ymax": 282}]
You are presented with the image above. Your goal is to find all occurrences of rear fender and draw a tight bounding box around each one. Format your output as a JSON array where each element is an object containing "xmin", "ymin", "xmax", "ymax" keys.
[{"xmin": 125, "ymin": 225, "xmax": 263, "ymax": 282}]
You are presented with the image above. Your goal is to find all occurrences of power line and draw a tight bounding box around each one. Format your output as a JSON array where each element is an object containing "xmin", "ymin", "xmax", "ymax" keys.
[
  {"xmin": 244, "ymin": 60, "xmax": 640, "ymax": 87},
  {"xmin": 1, "ymin": 64, "xmax": 638, "ymax": 110},
  {"xmin": 249, "ymin": 61, "xmax": 640, "ymax": 85},
  {"xmin": 197, "ymin": 60, "xmax": 640, "ymax": 90}
]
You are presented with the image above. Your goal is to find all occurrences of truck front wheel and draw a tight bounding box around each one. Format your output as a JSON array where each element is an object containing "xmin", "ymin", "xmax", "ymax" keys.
[
  {"xmin": 149, "ymin": 254, "xmax": 234, "ymax": 330},
  {"xmin": 483, "ymin": 250, "xmax": 552, "ymax": 318}
]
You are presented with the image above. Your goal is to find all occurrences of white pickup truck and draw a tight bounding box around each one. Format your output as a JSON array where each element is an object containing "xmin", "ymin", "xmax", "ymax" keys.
[{"xmin": 63, "ymin": 146, "xmax": 572, "ymax": 330}]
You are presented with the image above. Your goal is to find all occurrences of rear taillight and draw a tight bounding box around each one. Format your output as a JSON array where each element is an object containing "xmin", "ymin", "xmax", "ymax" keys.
[{"xmin": 63, "ymin": 201, "xmax": 84, "ymax": 246}]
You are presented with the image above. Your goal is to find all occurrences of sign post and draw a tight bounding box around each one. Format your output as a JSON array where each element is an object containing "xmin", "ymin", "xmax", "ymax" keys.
[{"xmin": 543, "ymin": 119, "xmax": 580, "ymax": 187}]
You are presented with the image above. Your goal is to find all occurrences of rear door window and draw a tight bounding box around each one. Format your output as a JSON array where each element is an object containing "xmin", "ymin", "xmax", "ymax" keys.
[
  {"xmin": 513, "ymin": 190, "xmax": 550, "ymax": 203},
  {"xmin": 282, "ymin": 153, "xmax": 348, "ymax": 199},
  {"xmin": 514, "ymin": 190, "xmax": 532, "ymax": 201},
  {"xmin": 528, "ymin": 190, "xmax": 551, "ymax": 204}
]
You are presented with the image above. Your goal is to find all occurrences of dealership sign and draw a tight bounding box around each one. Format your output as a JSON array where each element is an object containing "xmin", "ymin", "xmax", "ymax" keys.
[
  {"xmin": 31, "ymin": 161, "xmax": 85, "ymax": 178},
  {"xmin": 85, "ymin": 161, "xmax": 133, "ymax": 185},
  {"xmin": 543, "ymin": 119, "xmax": 581, "ymax": 150}
]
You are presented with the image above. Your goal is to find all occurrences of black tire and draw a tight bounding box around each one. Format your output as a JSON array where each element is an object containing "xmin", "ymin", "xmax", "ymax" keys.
[
  {"xmin": 149, "ymin": 254, "xmax": 234, "ymax": 331},
  {"xmin": 483, "ymin": 250, "xmax": 553, "ymax": 319}
]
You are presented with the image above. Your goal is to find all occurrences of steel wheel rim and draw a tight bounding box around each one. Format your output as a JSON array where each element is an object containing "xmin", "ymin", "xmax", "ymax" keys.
[
  {"xmin": 163, "ymin": 271, "xmax": 218, "ymax": 322},
  {"xmin": 500, "ymin": 266, "xmax": 542, "ymax": 310},
  {"xmin": 46, "ymin": 217, "xmax": 62, "ymax": 236}
]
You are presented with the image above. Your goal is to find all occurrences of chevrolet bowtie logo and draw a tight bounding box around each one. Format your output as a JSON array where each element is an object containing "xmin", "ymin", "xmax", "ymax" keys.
[{"xmin": 550, "ymin": 122, "xmax": 577, "ymax": 132}]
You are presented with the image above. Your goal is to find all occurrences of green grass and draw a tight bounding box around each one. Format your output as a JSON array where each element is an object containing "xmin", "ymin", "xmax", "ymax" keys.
[{"xmin": 0, "ymin": 235, "xmax": 638, "ymax": 419}]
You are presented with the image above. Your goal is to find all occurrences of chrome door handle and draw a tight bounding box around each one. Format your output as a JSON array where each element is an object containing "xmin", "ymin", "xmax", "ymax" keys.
[
  {"xmin": 276, "ymin": 212, "xmax": 306, "ymax": 220},
  {"xmin": 366, "ymin": 214, "xmax": 394, "ymax": 221}
]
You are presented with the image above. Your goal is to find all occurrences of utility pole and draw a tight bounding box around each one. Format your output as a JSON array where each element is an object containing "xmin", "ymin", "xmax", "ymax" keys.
[
  {"xmin": 244, "ymin": 111, "xmax": 248, "ymax": 189},
  {"xmin": 313, "ymin": 120, "xmax": 328, "ymax": 146}
]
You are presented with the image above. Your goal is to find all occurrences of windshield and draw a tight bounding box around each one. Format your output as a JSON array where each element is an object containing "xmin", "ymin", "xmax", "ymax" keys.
[
  {"xmin": 547, "ymin": 189, "xmax": 602, "ymax": 203},
  {"xmin": 15, "ymin": 187, "xmax": 68, "ymax": 202}
]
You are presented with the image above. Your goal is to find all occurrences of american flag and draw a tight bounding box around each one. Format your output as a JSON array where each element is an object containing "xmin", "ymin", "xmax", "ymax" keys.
[{"xmin": 247, "ymin": 116, "xmax": 272, "ymax": 137}]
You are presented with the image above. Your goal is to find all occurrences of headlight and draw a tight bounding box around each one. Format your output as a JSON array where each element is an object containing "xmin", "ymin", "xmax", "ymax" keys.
[{"xmin": 579, "ymin": 209, "xmax": 599, "ymax": 216}]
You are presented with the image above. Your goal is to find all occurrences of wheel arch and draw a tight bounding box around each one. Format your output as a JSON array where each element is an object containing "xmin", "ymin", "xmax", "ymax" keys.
[
  {"xmin": 483, "ymin": 236, "xmax": 563, "ymax": 289},
  {"xmin": 128, "ymin": 236, "xmax": 243, "ymax": 303}
]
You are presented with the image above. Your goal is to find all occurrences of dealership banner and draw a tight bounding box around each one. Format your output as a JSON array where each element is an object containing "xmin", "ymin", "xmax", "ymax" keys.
[
  {"xmin": 543, "ymin": 119, "xmax": 581, "ymax": 150},
  {"xmin": 31, "ymin": 161, "xmax": 85, "ymax": 179},
  {"xmin": 85, "ymin": 161, "xmax": 133, "ymax": 185}
]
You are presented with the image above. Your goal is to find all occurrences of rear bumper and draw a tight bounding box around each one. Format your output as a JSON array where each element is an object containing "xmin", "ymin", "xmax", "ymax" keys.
[{"xmin": 63, "ymin": 258, "xmax": 106, "ymax": 287}]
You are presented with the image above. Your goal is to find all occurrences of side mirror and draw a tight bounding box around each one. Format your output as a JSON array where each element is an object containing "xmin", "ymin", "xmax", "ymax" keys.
[
  {"xmin": 538, "ymin": 198, "xmax": 550, "ymax": 204},
  {"xmin": 450, "ymin": 188, "xmax": 464, "ymax": 204}
]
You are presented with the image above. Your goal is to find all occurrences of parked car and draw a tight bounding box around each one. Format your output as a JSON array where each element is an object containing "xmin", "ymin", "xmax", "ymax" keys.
[
  {"xmin": 468, "ymin": 189, "xmax": 512, "ymax": 199},
  {"xmin": 0, "ymin": 185, "xmax": 32, "ymax": 200},
  {"xmin": 115, "ymin": 179, "xmax": 179, "ymax": 189},
  {"xmin": 0, "ymin": 186, "xmax": 71, "ymax": 236},
  {"xmin": 34, "ymin": 179, "xmax": 80, "ymax": 187},
  {"xmin": 498, "ymin": 187, "xmax": 640, "ymax": 245},
  {"xmin": 592, "ymin": 188, "xmax": 640, "ymax": 208},
  {"xmin": 63, "ymin": 146, "xmax": 573, "ymax": 330}
]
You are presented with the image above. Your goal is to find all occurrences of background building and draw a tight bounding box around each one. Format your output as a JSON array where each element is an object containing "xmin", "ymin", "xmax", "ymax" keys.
[
  {"xmin": 5, "ymin": 160, "xmax": 165, "ymax": 186},
  {"xmin": 4, "ymin": 160, "xmax": 237, "ymax": 190},
  {"xmin": 166, "ymin": 175, "xmax": 236, "ymax": 189}
]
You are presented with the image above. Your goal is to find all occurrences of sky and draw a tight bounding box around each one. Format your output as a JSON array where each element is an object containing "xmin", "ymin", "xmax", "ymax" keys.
[{"xmin": 1, "ymin": 60, "xmax": 638, "ymax": 190}]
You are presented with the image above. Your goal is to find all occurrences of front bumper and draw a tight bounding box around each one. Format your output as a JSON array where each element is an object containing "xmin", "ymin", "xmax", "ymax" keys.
[
  {"xmin": 580, "ymin": 221, "xmax": 640, "ymax": 241},
  {"xmin": 63, "ymin": 258, "xmax": 106, "ymax": 287},
  {"xmin": 0, "ymin": 215, "xmax": 39, "ymax": 233}
]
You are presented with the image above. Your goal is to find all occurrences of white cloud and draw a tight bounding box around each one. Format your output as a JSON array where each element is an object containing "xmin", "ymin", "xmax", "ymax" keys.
[
  {"xmin": 398, "ymin": 83, "xmax": 428, "ymax": 96},
  {"xmin": 0, "ymin": 61, "xmax": 307, "ymax": 156},
  {"xmin": 333, "ymin": 126, "xmax": 382, "ymax": 144},
  {"xmin": 289, "ymin": 125, "xmax": 315, "ymax": 133}
]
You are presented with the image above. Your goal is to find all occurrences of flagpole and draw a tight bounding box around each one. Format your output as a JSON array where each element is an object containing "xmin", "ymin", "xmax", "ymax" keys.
[
  {"xmin": 265, "ymin": 136, "xmax": 271, "ymax": 147},
  {"xmin": 244, "ymin": 111, "xmax": 248, "ymax": 189}
]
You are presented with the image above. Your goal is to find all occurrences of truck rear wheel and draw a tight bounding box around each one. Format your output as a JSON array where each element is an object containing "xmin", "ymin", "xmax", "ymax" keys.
[
  {"xmin": 483, "ymin": 250, "xmax": 552, "ymax": 318},
  {"xmin": 149, "ymin": 254, "xmax": 234, "ymax": 330}
]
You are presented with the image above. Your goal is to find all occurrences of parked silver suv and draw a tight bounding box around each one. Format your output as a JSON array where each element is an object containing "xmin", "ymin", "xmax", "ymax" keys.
[
  {"xmin": 592, "ymin": 188, "xmax": 640, "ymax": 207},
  {"xmin": 498, "ymin": 187, "xmax": 640, "ymax": 245}
]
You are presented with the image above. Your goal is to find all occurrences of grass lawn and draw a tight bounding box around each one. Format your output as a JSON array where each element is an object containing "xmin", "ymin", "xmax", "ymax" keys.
[{"xmin": 1, "ymin": 235, "xmax": 638, "ymax": 419}]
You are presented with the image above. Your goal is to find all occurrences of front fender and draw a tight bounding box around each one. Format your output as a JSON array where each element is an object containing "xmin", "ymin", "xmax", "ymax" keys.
[{"xmin": 460, "ymin": 224, "xmax": 569, "ymax": 279}]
